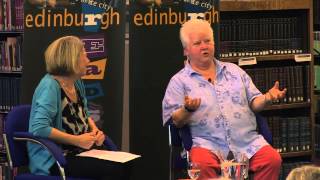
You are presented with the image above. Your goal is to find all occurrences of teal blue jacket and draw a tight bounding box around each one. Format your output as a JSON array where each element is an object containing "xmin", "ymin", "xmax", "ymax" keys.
[{"xmin": 27, "ymin": 74, "xmax": 90, "ymax": 175}]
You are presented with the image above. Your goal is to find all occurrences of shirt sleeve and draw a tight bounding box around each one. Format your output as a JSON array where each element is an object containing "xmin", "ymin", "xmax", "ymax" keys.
[
  {"xmin": 29, "ymin": 83, "xmax": 58, "ymax": 138},
  {"xmin": 241, "ymin": 68, "xmax": 262, "ymax": 104},
  {"xmin": 162, "ymin": 76, "xmax": 185, "ymax": 126}
]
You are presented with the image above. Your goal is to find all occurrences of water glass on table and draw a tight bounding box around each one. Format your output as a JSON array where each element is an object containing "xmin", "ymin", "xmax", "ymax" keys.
[
  {"xmin": 220, "ymin": 152, "xmax": 249, "ymax": 180},
  {"xmin": 187, "ymin": 162, "xmax": 201, "ymax": 180}
]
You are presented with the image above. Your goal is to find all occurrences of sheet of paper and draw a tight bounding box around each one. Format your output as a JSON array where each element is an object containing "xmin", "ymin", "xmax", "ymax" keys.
[{"xmin": 77, "ymin": 149, "xmax": 141, "ymax": 163}]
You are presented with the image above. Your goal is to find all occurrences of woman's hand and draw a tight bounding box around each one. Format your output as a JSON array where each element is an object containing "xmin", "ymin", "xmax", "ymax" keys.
[
  {"xmin": 94, "ymin": 130, "xmax": 106, "ymax": 146},
  {"xmin": 76, "ymin": 132, "xmax": 96, "ymax": 149},
  {"xmin": 88, "ymin": 117, "xmax": 105, "ymax": 146}
]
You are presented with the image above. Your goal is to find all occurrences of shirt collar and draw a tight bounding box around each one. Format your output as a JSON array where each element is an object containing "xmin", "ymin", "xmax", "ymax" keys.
[{"xmin": 184, "ymin": 58, "xmax": 226, "ymax": 77}]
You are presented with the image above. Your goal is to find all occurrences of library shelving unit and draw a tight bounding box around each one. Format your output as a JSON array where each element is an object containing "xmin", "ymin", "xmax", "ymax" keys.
[
  {"xmin": 313, "ymin": 0, "xmax": 320, "ymax": 163},
  {"xmin": 0, "ymin": 31, "xmax": 23, "ymax": 180},
  {"xmin": 0, "ymin": 31, "xmax": 23, "ymax": 111},
  {"xmin": 0, "ymin": 1, "xmax": 24, "ymax": 179},
  {"xmin": 220, "ymin": 0, "xmax": 314, "ymax": 179}
]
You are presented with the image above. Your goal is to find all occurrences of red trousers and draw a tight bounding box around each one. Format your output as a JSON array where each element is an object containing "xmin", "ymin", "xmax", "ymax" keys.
[{"xmin": 190, "ymin": 145, "xmax": 282, "ymax": 180}]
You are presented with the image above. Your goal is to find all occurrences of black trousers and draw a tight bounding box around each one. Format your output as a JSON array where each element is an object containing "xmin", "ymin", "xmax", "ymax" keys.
[{"xmin": 50, "ymin": 154, "xmax": 133, "ymax": 180}]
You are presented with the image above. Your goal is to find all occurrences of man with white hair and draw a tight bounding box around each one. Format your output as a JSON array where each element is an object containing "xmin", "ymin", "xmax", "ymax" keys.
[{"xmin": 162, "ymin": 19, "xmax": 286, "ymax": 180}]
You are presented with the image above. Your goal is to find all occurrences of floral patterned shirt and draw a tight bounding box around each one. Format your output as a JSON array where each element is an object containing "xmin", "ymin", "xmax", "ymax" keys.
[{"xmin": 162, "ymin": 59, "xmax": 269, "ymax": 159}]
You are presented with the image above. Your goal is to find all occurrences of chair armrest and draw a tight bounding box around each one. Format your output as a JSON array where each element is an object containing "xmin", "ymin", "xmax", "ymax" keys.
[
  {"xmin": 256, "ymin": 114, "xmax": 273, "ymax": 144},
  {"xmin": 103, "ymin": 137, "xmax": 118, "ymax": 151},
  {"xmin": 166, "ymin": 119, "xmax": 193, "ymax": 151},
  {"xmin": 179, "ymin": 125, "xmax": 192, "ymax": 151},
  {"xmin": 13, "ymin": 132, "xmax": 67, "ymax": 166}
]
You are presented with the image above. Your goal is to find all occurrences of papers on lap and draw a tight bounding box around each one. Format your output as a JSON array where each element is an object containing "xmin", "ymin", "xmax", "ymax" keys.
[{"xmin": 77, "ymin": 149, "xmax": 141, "ymax": 163}]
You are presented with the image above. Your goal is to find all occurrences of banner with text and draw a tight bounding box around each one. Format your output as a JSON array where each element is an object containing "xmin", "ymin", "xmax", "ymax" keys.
[
  {"xmin": 129, "ymin": 0, "xmax": 220, "ymax": 179},
  {"xmin": 21, "ymin": 0, "xmax": 125, "ymax": 145}
]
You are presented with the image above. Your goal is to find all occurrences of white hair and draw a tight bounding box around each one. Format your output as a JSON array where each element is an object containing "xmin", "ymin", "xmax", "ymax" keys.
[
  {"xmin": 180, "ymin": 19, "xmax": 214, "ymax": 48},
  {"xmin": 286, "ymin": 165, "xmax": 320, "ymax": 180}
]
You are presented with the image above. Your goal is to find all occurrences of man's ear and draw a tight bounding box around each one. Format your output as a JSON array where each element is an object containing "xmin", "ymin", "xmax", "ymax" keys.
[
  {"xmin": 184, "ymin": 59, "xmax": 188, "ymax": 65},
  {"xmin": 183, "ymin": 48, "xmax": 188, "ymax": 56}
]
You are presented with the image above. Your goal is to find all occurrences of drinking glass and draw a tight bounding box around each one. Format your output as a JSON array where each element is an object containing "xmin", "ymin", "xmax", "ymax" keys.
[
  {"xmin": 220, "ymin": 152, "xmax": 249, "ymax": 180},
  {"xmin": 234, "ymin": 152, "xmax": 249, "ymax": 179},
  {"xmin": 187, "ymin": 162, "xmax": 201, "ymax": 180}
]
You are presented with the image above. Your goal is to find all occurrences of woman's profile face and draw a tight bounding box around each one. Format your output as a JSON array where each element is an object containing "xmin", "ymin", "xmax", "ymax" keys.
[{"xmin": 78, "ymin": 48, "xmax": 90, "ymax": 77}]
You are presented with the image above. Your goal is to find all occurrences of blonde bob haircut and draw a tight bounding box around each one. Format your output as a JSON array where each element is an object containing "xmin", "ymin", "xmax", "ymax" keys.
[
  {"xmin": 180, "ymin": 19, "xmax": 214, "ymax": 48},
  {"xmin": 286, "ymin": 165, "xmax": 320, "ymax": 180},
  {"xmin": 45, "ymin": 36, "xmax": 84, "ymax": 76}
]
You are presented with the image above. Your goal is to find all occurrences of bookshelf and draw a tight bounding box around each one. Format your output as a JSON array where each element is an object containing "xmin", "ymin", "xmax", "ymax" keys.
[
  {"xmin": 0, "ymin": 0, "xmax": 24, "ymax": 179},
  {"xmin": 313, "ymin": 0, "xmax": 320, "ymax": 163},
  {"xmin": 0, "ymin": 34, "xmax": 23, "ymax": 180},
  {"xmin": 0, "ymin": 32, "xmax": 23, "ymax": 112},
  {"xmin": 220, "ymin": 0, "xmax": 314, "ymax": 179},
  {"xmin": 314, "ymin": 0, "xmax": 320, "ymax": 30}
]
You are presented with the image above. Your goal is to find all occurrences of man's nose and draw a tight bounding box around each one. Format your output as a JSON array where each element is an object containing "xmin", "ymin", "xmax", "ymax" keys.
[{"xmin": 200, "ymin": 41, "xmax": 209, "ymax": 49}]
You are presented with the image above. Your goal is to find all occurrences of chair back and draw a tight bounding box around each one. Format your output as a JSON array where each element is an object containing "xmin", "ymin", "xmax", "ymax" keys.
[
  {"xmin": 4, "ymin": 105, "xmax": 31, "ymax": 168},
  {"xmin": 256, "ymin": 113, "xmax": 273, "ymax": 144},
  {"xmin": 168, "ymin": 121, "xmax": 192, "ymax": 151},
  {"xmin": 167, "ymin": 119, "xmax": 193, "ymax": 180}
]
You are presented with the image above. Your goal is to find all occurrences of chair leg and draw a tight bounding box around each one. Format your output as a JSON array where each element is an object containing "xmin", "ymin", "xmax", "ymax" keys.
[
  {"xmin": 57, "ymin": 164, "xmax": 66, "ymax": 180},
  {"xmin": 169, "ymin": 145, "xmax": 174, "ymax": 180}
]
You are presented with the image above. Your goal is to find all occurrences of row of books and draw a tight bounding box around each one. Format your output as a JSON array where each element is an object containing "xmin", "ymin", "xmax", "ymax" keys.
[
  {"xmin": 314, "ymin": 31, "xmax": 320, "ymax": 55},
  {"xmin": 245, "ymin": 65, "xmax": 310, "ymax": 104},
  {"xmin": 0, "ymin": 77, "xmax": 20, "ymax": 112},
  {"xmin": 314, "ymin": 65, "xmax": 320, "ymax": 91},
  {"xmin": 220, "ymin": 17, "xmax": 300, "ymax": 42},
  {"xmin": 0, "ymin": 115, "xmax": 9, "ymax": 180},
  {"xmin": 220, "ymin": 17, "xmax": 304, "ymax": 57},
  {"xmin": 0, "ymin": 36, "xmax": 23, "ymax": 72},
  {"xmin": 220, "ymin": 39, "xmax": 303, "ymax": 58},
  {"xmin": 0, "ymin": 163, "xmax": 13, "ymax": 180},
  {"xmin": 279, "ymin": 161, "xmax": 312, "ymax": 180},
  {"xmin": 0, "ymin": 114, "xmax": 4, "ymax": 151},
  {"xmin": 315, "ymin": 0, "xmax": 320, "ymax": 27},
  {"xmin": 266, "ymin": 116, "xmax": 311, "ymax": 153},
  {"xmin": 0, "ymin": 0, "xmax": 24, "ymax": 31},
  {"xmin": 314, "ymin": 124, "xmax": 320, "ymax": 153}
]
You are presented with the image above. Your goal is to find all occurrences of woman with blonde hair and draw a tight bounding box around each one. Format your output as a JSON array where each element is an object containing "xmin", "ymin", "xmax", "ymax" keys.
[
  {"xmin": 28, "ymin": 36, "xmax": 132, "ymax": 180},
  {"xmin": 286, "ymin": 165, "xmax": 320, "ymax": 180}
]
